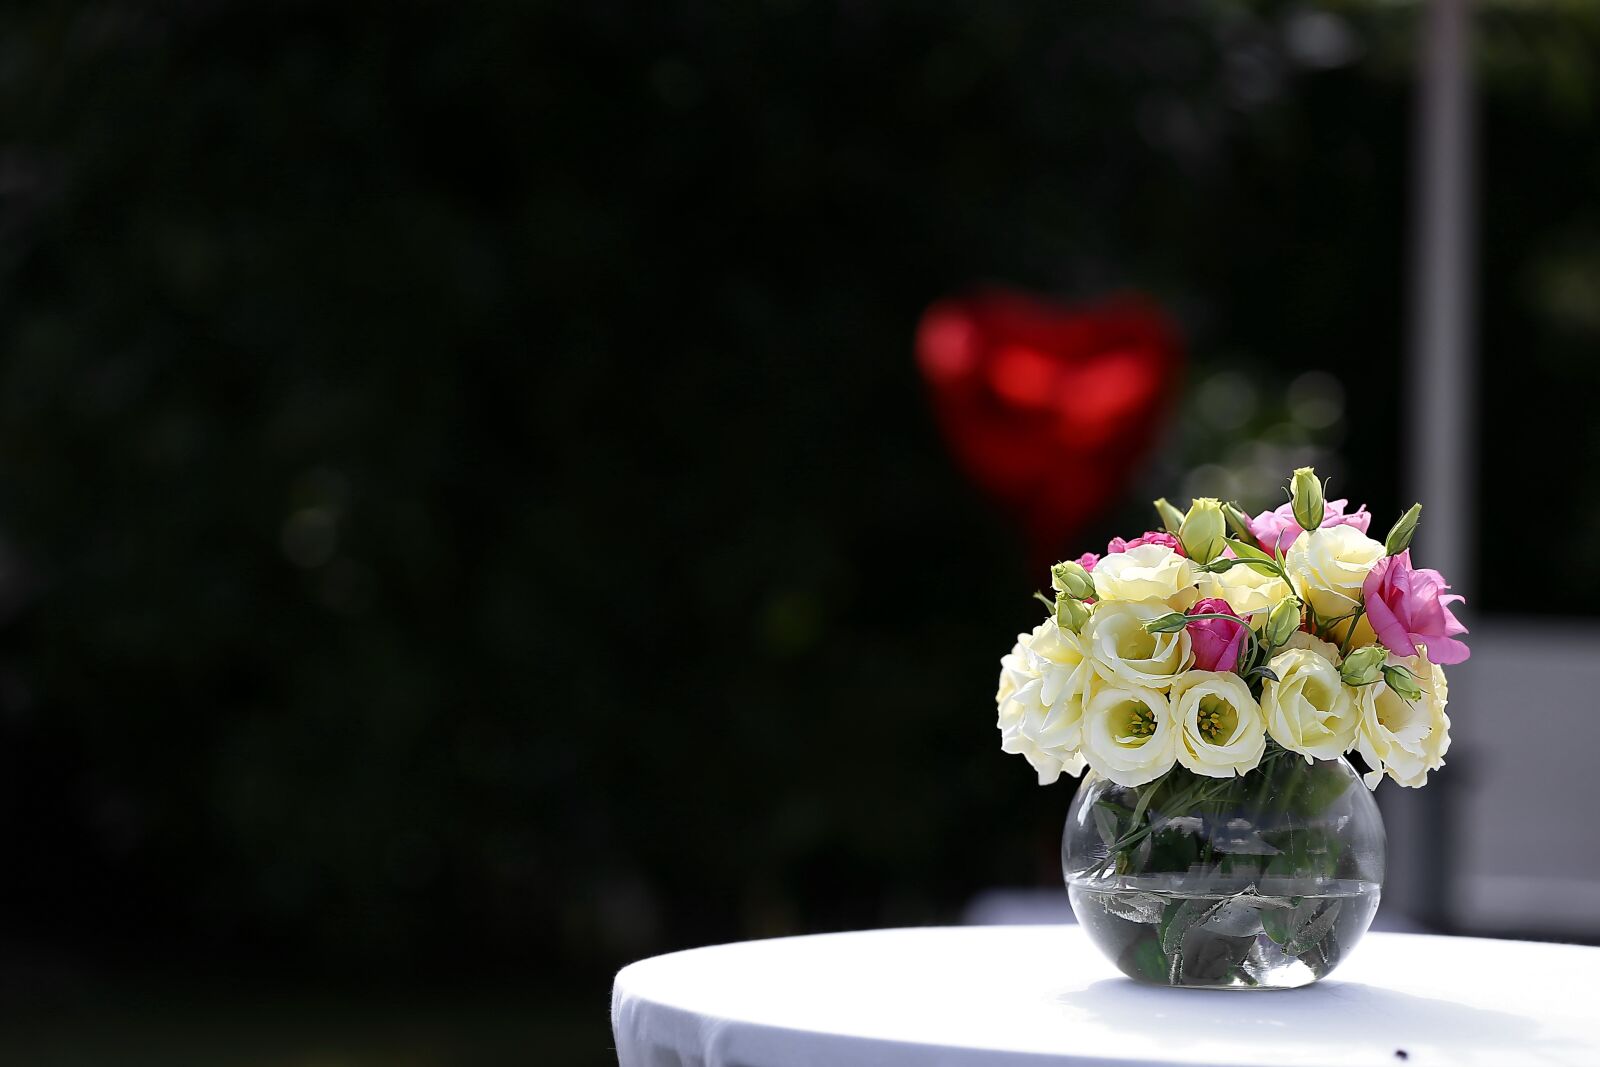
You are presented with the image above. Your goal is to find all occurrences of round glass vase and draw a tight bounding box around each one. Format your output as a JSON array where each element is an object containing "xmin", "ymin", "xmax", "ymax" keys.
[{"xmin": 1062, "ymin": 744, "xmax": 1384, "ymax": 990}]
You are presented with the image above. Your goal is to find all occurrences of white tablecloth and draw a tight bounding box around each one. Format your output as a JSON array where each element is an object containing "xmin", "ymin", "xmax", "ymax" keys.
[{"xmin": 611, "ymin": 925, "xmax": 1600, "ymax": 1066}]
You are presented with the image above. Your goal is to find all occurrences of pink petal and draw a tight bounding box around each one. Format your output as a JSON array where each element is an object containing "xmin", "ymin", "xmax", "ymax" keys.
[
  {"xmin": 1420, "ymin": 633, "xmax": 1470, "ymax": 665},
  {"xmin": 1364, "ymin": 583, "xmax": 1420, "ymax": 660}
]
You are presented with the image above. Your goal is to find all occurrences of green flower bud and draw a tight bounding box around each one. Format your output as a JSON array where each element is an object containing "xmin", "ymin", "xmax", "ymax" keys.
[
  {"xmin": 1221, "ymin": 501, "xmax": 1257, "ymax": 546},
  {"xmin": 1290, "ymin": 467, "xmax": 1325, "ymax": 534},
  {"xmin": 1050, "ymin": 560, "xmax": 1095, "ymax": 601},
  {"xmin": 1143, "ymin": 611, "xmax": 1191, "ymax": 635},
  {"xmin": 1339, "ymin": 646, "xmax": 1387, "ymax": 687},
  {"xmin": 1153, "ymin": 497, "xmax": 1186, "ymax": 535},
  {"xmin": 1385, "ymin": 503, "xmax": 1422, "ymax": 556},
  {"xmin": 1382, "ymin": 664, "xmax": 1424, "ymax": 702},
  {"xmin": 1179, "ymin": 497, "xmax": 1228, "ymax": 564},
  {"xmin": 1266, "ymin": 596, "xmax": 1302, "ymax": 648},
  {"xmin": 1055, "ymin": 594, "xmax": 1090, "ymax": 633}
]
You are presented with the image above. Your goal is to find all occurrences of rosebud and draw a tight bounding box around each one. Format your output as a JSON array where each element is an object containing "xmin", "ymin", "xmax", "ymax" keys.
[
  {"xmin": 1050, "ymin": 560, "xmax": 1095, "ymax": 601},
  {"xmin": 1266, "ymin": 596, "xmax": 1301, "ymax": 648},
  {"xmin": 1382, "ymin": 664, "xmax": 1424, "ymax": 701},
  {"xmin": 1143, "ymin": 611, "xmax": 1192, "ymax": 635},
  {"xmin": 1153, "ymin": 497, "xmax": 1186, "ymax": 535},
  {"xmin": 1290, "ymin": 467, "xmax": 1325, "ymax": 534},
  {"xmin": 1339, "ymin": 646, "xmax": 1387, "ymax": 687},
  {"xmin": 1385, "ymin": 503, "xmax": 1422, "ymax": 556},
  {"xmin": 1055, "ymin": 594, "xmax": 1090, "ymax": 633},
  {"xmin": 1179, "ymin": 498, "xmax": 1227, "ymax": 564},
  {"xmin": 1222, "ymin": 501, "xmax": 1257, "ymax": 546}
]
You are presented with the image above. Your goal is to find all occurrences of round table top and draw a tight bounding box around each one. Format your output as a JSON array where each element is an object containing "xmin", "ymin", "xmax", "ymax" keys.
[{"xmin": 611, "ymin": 925, "xmax": 1600, "ymax": 1066}]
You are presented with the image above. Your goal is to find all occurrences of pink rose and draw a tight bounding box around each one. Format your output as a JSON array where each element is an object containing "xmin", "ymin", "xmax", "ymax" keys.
[
  {"xmin": 1362, "ymin": 550, "xmax": 1470, "ymax": 665},
  {"xmin": 1187, "ymin": 597, "xmax": 1247, "ymax": 673},
  {"xmin": 1248, "ymin": 499, "xmax": 1372, "ymax": 554},
  {"xmin": 1107, "ymin": 530, "xmax": 1182, "ymax": 556},
  {"xmin": 1076, "ymin": 551, "xmax": 1101, "ymax": 573}
]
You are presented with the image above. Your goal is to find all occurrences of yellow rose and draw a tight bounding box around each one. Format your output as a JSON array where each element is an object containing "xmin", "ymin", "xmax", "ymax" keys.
[
  {"xmin": 1170, "ymin": 670, "xmax": 1267, "ymax": 777},
  {"xmin": 1284, "ymin": 526, "xmax": 1385, "ymax": 624},
  {"xmin": 1354, "ymin": 653, "xmax": 1451, "ymax": 789},
  {"xmin": 1283, "ymin": 629, "xmax": 1340, "ymax": 661},
  {"xmin": 1262, "ymin": 645, "xmax": 1359, "ymax": 760},
  {"xmin": 1197, "ymin": 563, "xmax": 1295, "ymax": 620},
  {"xmin": 1080, "ymin": 683, "xmax": 1179, "ymax": 787},
  {"xmin": 1092, "ymin": 545, "xmax": 1198, "ymax": 608},
  {"xmin": 996, "ymin": 620, "xmax": 1094, "ymax": 785},
  {"xmin": 1082, "ymin": 600, "xmax": 1193, "ymax": 690}
]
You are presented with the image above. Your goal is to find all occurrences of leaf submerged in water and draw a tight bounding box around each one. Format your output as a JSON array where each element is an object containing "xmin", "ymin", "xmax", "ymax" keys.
[
  {"xmin": 1100, "ymin": 892, "xmax": 1166, "ymax": 924},
  {"xmin": 1285, "ymin": 900, "xmax": 1343, "ymax": 956},
  {"xmin": 1234, "ymin": 884, "xmax": 1296, "ymax": 910},
  {"xmin": 1160, "ymin": 897, "xmax": 1216, "ymax": 956}
]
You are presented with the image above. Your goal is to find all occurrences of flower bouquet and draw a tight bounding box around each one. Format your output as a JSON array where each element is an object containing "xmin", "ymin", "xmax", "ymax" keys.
[{"xmin": 995, "ymin": 468, "xmax": 1468, "ymax": 988}]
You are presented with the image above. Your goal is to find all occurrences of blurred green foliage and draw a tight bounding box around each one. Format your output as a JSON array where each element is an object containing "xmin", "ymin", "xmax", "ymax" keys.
[{"xmin": 0, "ymin": 0, "xmax": 1593, "ymax": 1008}]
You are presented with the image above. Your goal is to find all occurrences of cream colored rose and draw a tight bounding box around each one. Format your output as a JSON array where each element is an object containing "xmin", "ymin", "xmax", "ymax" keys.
[
  {"xmin": 1092, "ymin": 545, "xmax": 1198, "ymax": 608},
  {"xmin": 996, "ymin": 639, "xmax": 1030, "ymax": 708},
  {"xmin": 1170, "ymin": 671, "xmax": 1267, "ymax": 777},
  {"xmin": 1080, "ymin": 683, "xmax": 1179, "ymax": 787},
  {"xmin": 1083, "ymin": 600, "xmax": 1193, "ymax": 690},
  {"xmin": 1354, "ymin": 653, "xmax": 1451, "ymax": 789},
  {"xmin": 1283, "ymin": 629, "xmax": 1341, "ymax": 662},
  {"xmin": 1284, "ymin": 526, "xmax": 1385, "ymax": 624},
  {"xmin": 1198, "ymin": 563, "xmax": 1294, "ymax": 621},
  {"xmin": 1000, "ymin": 730, "xmax": 1089, "ymax": 786},
  {"xmin": 995, "ymin": 620, "xmax": 1095, "ymax": 784},
  {"xmin": 1262, "ymin": 646, "xmax": 1359, "ymax": 760},
  {"xmin": 1328, "ymin": 614, "xmax": 1378, "ymax": 651}
]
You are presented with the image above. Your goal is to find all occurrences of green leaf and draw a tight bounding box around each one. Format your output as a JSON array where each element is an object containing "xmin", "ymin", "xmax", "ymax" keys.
[
  {"xmin": 1285, "ymin": 762, "xmax": 1355, "ymax": 819},
  {"xmin": 1204, "ymin": 895, "xmax": 1267, "ymax": 937},
  {"xmin": 1092, "ymin": 801, "xmax": 1122, "ymax": 847},
  {"xmin": 1309, "ymin": 929, "xmax": 1342, "ymax": 973},
  {"xmin": 1161, "ymin": 897, "xmax": 1215, "ymax": 956},
  {"xmin": 1285, "ymin": 900, "xmax": 1343, "ymax": 956},
  {"xmin": 1183, "ymin": 927, "xmax": 1256, "ymax": 983},
  {"xmin": 1125, "ymin": 937, "xmax": 1169, "ymax": 983},
  {"xmin": 1127, "ymin": 776, "xmax": 1163, "ymax": 829},
  {"xmin": 1144, "ymin": 825, "xmax": 1202, "ymax": 874},
  {"xmin": 1225, "ymin": 537, "xmax": 1275, "ymax": 564},
  {"xmin": 1262, "ymin": 897, "xmax": 1314, "ymax": 945}
]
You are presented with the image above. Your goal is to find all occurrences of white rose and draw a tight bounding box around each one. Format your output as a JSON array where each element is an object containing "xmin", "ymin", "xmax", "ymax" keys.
[
  {"xmin": 1082, "ymin": 600, "xmax": 1193, "ymax": 690},
  {"xmin": 995, "ymin": 620, "xmax": 1095, "ymax": 784},
  {"xmin": 1284, "ymin": 526, "xmax": 1385, "ymax": 624},
  {"xmin": 1092, "ymin": 545, "xmax": 1198, "ymax": 608},
  {"xmin": 1262, "ymin": 646, "xmax": 1359, "ymax": 760},
  {"xmin": 1080, "ymin": 683, "xmax": 1180, "ymax": 787},
  {"xmin": 1197, "ymin": 563, "xmax": 1295, "ymax": 620},
  {"xmin": 1170, "ymin": 671, "xmax": 1267, "ymax": 777},
  {"xmin": 1354, "ymin": 653, "xmax": 1451, "ymax": 789}
]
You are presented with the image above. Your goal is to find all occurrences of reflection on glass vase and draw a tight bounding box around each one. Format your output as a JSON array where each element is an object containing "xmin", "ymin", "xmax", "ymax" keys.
[{"xmin": 1063, "ymin": 743, "xmax": 1385, "ymax": 990}]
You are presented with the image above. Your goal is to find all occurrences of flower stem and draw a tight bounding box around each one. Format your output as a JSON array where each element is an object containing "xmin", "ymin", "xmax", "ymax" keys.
[{"xmin": 1337, "ymin": 600, "xmax": 1366, "ymax": 658}]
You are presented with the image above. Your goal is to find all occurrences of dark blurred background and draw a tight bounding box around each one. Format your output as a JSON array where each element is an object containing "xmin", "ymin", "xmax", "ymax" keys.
[{"xmin": 1, "ymin": 1, "xmax": 1598, "ymax": 1063}]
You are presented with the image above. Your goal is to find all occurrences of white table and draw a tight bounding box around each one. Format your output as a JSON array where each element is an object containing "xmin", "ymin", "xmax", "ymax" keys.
[{"xmin": 612, "ymin": 925, "xmax": 1600, "ymax": 1066}]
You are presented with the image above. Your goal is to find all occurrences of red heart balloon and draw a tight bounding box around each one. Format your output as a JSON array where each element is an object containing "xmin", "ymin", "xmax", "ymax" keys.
[{"xmin": 916, "ymin": 289, "xmax": 1184, "ymax": 565}]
